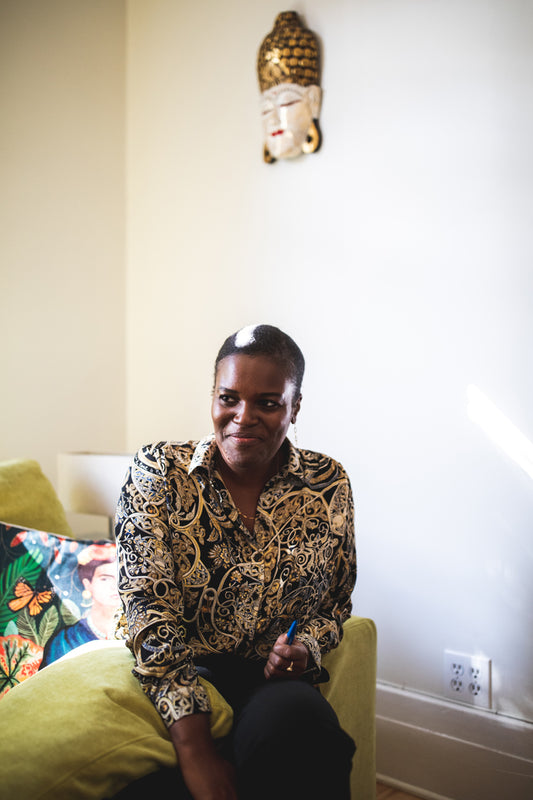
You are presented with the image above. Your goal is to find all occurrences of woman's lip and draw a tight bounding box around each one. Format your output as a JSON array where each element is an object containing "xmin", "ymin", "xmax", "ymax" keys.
[
  {"xmin": 271, "ymin": 129, "xmax": 284, "ymax": 137},
  {"xmin": 229, "ymin": 433, "xmax": 261, "ymax": 443}
]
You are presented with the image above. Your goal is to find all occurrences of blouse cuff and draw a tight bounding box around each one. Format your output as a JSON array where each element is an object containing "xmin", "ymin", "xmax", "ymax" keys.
[
  {"xmin": 296, "ymin": 632, "xmax": 322, "ymax": 672},
  {"xmin": 140, "ymin": 673, "xmax": 213, "ymax": 728}
]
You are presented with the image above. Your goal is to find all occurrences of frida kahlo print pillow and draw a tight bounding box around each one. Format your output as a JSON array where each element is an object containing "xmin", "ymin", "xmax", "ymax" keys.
[{"xmin": 0, "ymin": 521, "xmax": 118, "ymax": 697}]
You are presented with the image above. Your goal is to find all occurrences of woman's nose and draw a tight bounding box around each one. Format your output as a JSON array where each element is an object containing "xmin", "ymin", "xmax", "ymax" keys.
[{"xmin": 233, "ymin": 402, "xmax": 257, "ymax": 425}]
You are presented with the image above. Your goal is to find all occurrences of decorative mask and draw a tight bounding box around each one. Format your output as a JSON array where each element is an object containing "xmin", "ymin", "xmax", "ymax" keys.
[{"xmin": 257, "ymin": 11, "xmax": 322, "ymax": 164}]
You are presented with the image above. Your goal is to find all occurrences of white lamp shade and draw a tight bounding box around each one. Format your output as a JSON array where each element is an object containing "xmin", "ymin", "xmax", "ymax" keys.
[{"xmin": 57, "ymin": 452, "xmax": 133, "ymax": 518}]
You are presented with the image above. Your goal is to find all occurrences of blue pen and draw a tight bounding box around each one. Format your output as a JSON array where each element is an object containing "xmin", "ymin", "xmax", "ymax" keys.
[{"xmin": 287, "ymin": 620, "xmax": 298, "ymax": 644}]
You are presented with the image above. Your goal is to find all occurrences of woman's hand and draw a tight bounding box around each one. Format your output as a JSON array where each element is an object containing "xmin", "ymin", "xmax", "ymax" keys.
[
  {"xmin": 170, "ymin": 714, "xmax": 237, "ymax": 800},
  {"xmin": 264, "ymin": 632, "xmax": 309, "ymax": 679}
]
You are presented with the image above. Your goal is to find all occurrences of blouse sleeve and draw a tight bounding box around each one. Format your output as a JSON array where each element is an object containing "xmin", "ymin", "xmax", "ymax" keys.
[
  {"xmin": 296, "ymin": 470, "xmax": 357, "ymax": 673},
  {"xmin": 115, "ymin": 443, "xmax": 211, "ymax": 727}
]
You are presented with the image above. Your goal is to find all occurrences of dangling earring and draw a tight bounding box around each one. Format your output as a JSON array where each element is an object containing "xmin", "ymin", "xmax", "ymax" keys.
[
  {"xmin": 81, "ymin": 589, "xmax": 92, "ymax": 607},
  {"xmin": 263, "ymin": 143, "xmax": 276, "ymax": 164},
  {"xmin": 302, "ymin": 120, "xmax": 320, "ymax": 154},
  {"xmin": 292, "ymin": 421, "xmax": 299, "ymax": 448}
]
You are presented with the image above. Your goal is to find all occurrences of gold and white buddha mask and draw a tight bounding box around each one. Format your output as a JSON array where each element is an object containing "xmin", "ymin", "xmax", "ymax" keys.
[{"xmin": 257, "ymin": 12, "xmax": 322, "ymax": 163}]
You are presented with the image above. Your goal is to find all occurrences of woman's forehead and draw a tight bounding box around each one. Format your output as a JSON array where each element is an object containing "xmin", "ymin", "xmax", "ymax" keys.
[{"xmin": 215, "ymin": 353, "xmax": 293, "ymax": 389}]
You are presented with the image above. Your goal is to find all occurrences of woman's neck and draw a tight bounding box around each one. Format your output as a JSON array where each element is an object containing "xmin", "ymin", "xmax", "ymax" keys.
[
  {"xmin": 214, "ymin": 443, "xmax": 286, "ymax": 491},
  {"xmin": 216, "ymin": 461, "xmax": 269, "ymax": 494},
  {"xmin": 214, "ymin": 447, "xmax": 284, "ymax": 531},
  {"xmin": 88, "ymin": 605, "xmax": 115, "ymax": 638}
]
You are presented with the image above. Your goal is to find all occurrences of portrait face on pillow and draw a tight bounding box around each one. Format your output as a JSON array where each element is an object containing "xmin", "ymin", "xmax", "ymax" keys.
[{"xmin": 257, "ymin": 12, "xmax": 322, "ymax": 164}]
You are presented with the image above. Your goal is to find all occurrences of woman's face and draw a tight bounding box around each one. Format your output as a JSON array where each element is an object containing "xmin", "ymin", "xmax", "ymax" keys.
[
  {"xmin": 212, "ymin": 354, "xmax": 300, "ymax": 476},
  {"xmin": 260, "ymin": 82, "xmax": 321, "ymax": 159},
  {"xmin": 82, "ymin": 563, "xmax": 118, "ymax": 609}
]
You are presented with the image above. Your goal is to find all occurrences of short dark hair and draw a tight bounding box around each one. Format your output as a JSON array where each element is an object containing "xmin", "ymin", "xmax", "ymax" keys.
[{"xmin": 214, "ymin": 324, "xmax": 305, "ymax": 397}]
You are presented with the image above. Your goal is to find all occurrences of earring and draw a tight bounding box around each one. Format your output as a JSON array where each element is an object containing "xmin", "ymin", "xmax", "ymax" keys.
[
  {"xmin": 292, "ymin": 422, "xmax": 299, "ymax": 448},
  {"xmin": 302, "ymin": 120, "xmax": 320, "ymax": 154},
  {"xmin": 263, "ymin": 144, "xmax": 276, "ymax": 164},
  {"xmin": 81, "ymin": 589, "xmax": 92, "ymax": 607}
]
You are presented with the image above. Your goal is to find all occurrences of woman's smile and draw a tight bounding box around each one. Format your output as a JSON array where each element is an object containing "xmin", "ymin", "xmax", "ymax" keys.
[
  {"xmin": 229, "ymin": 431, "xmax": 261, "ymax": 442},
  {"xmin": 226, "ymin": 431, "xmax": 263, "ymax": 448}
]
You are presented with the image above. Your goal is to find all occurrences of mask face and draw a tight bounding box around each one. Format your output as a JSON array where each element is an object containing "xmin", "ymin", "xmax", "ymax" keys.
[{"xmin": 260, "ymin": 82, "xmax": 322, "ymax": 160}]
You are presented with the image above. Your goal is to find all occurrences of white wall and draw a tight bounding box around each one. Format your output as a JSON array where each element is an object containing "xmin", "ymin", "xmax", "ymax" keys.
[
  {"xmin": 0, "ymin": 0, "xmax": 126, "ymax": 484},
  {"xmin": 127, "ymin": 0, "xmax": 533, "ymax": 731}
]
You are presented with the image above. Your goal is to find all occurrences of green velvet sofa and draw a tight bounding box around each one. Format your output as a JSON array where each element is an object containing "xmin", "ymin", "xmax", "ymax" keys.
[
  {"xmin": 0, "ymin": 458, "xmax": 377, "ymax": 799},
  {"xmin": 323, "ymin": 615, "xmax": 377, "ymax": 800}
]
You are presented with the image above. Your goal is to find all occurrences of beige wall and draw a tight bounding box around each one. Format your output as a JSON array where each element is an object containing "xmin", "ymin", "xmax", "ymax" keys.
[
  {"xmin": 126, "ymin": 0, "xmax": 533, "ymax": 751},
  {"xmin": 0, "ymin": 0, "xmax": 126, "ymax": 483}
]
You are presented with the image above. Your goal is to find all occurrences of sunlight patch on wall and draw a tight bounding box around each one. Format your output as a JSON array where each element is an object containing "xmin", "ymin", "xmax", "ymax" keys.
[{"xmin": 467, "ymin": 384, "xmax": 533, "ymax": 481}]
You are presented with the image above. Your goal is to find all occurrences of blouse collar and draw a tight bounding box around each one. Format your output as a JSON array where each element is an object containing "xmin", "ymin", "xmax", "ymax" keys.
[{"xmin": 189, "ymin": 435, "xmax": 308, "ymax": 486}]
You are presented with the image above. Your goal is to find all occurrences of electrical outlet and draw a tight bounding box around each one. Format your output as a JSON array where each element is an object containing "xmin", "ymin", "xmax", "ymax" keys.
[{"xmin": 443, "ymin": 650, "xmax": 492, "ymax": 709}]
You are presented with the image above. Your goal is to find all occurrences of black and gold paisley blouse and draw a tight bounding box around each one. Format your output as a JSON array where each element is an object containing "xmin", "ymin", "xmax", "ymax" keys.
[{"xmin": 115, "ymin": 436, "xmax": 356, "ymax": 727}]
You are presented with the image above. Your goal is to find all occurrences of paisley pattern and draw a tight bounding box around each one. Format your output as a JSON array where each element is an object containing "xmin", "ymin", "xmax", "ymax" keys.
[{"xmin": 115, "ymin": 437, "xmax": 356, "ymax": 727}]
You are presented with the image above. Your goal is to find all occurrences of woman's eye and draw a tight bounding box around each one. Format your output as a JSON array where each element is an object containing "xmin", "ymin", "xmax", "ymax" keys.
[
  {"xmin": 219, "ymin": 394, "xmax": 237, "ymax": 405},
  {"xmin": 260, "ymin": 399, "xmax": 280, "ymax": 409}
]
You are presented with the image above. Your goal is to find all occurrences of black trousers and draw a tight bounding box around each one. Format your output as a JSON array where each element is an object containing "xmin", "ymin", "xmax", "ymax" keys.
[{"xmin": 112, "ymin": 655, "xmax": 355, "ymax": 799}]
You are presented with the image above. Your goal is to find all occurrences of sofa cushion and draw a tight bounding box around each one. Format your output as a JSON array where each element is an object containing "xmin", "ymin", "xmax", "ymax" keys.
[
  {"xmin": 0, "ymin": 458, "xmax": 73, "ymax": 536},
  {"xmin": 0, "ymin": 642, "xmax": 233, "ymax": 800}
]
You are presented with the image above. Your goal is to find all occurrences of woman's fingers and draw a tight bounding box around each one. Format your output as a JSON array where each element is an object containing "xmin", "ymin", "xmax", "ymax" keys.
[{"xmin": 264, "ymin": 637, "xmax": 309, "ymax": 679}]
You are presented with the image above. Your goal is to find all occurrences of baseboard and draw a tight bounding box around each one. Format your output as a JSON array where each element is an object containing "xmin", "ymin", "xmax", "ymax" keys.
[
  {"xmin": 376, "ymin": 682, "xmax": 533, "ymax": 800},
  {"xmin": 376, "ymin": 773, "xmax": 451, "ymax": 800}
]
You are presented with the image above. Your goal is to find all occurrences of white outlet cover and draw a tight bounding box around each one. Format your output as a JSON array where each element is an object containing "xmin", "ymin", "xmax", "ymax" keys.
[{"xmin": 443, "ymin": 650, "xmax": 492, "ymax": 709}]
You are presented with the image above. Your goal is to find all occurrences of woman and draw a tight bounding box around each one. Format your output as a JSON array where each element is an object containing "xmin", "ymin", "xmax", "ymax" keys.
[{"xmin": 115, "ymin": 324, "xmax": 357, "ymax": 799}]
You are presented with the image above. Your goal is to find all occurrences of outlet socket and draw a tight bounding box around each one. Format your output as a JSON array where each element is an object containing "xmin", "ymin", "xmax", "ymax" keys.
[{"xmin": 443, "ymin": 650, "xmax": 492, "ymax": 709}]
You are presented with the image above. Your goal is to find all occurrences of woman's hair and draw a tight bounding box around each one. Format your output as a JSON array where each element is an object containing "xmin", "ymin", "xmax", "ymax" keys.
[
  {"xmin": 77, "ymin": 543, "xmax": 116, "ymax": 584},
  {"xmin": 214, "ymin": 324, "xmax": 305, "ymax": 398},
  {"xmin": 78, "ymin": 557, "xmax": 115, "ymax": 584}
]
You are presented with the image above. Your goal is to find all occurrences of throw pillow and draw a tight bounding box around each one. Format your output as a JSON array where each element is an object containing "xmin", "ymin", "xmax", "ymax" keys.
[{"xmin": 0, "ymin": 521, "xmax": 118, "ymax": 696}]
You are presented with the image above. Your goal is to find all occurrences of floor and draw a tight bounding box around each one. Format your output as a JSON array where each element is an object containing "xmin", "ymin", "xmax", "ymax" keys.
[{"xmin": 377, "ymin": 781, "xmax": 423, "ymax": 799}]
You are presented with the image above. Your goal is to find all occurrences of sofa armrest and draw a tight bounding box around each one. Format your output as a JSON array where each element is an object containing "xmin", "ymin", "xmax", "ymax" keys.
[{"xmin": 322, "ymin": 615, "xmax": 377, "ymax": 800}]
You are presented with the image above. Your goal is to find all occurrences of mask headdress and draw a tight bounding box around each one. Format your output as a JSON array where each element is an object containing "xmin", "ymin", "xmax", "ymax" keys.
[
  {"xmin": 257, "ymin": 12, "xmax": 322, "ymax": 163},
  {"xmin": 257, "ymin": 11, "xmax": 320, "ymax": 92}
]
